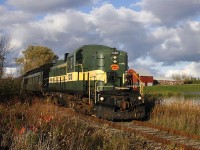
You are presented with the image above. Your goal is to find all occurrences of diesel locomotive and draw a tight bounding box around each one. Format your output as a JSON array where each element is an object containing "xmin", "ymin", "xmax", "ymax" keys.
[{"xmin": 22, "ymin": 45, "xmax": 146, "ymax": 120}]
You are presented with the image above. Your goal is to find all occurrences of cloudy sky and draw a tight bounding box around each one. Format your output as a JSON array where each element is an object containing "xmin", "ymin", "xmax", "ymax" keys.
[{"xmin": 1, "ymin": 0, "xmax": 200, "ymax": 77}]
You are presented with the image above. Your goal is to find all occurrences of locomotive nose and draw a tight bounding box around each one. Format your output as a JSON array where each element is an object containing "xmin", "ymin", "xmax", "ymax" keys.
[{"xmin": 107, "ymin": 71, "xmax": 119, "ymax": 84}]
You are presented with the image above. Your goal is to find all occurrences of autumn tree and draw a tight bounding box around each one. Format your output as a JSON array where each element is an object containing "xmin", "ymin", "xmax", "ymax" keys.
[
  {"xmin": 16, "ymin": 45, "xmax": 57, "ymax": 74},
  {"xmin": 0, "ymin": 33, "xmax": 13, "ymax": 78}
]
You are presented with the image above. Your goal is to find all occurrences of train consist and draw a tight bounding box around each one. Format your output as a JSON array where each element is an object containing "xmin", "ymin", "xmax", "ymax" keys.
[{"xmin": 22, "ymin": 45, "xmax": 146, "ymax": 120}]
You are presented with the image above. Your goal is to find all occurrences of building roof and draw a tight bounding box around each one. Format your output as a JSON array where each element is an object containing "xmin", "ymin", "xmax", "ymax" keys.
[{"xmin": 134, "ymin": 69, "xmax": 153, "ymax": 77}]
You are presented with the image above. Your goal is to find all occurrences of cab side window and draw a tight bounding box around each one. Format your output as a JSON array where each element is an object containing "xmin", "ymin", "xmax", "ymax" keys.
[{"xmin": 76, "ymin": 49, "xmax": 83, "ymax": 64}]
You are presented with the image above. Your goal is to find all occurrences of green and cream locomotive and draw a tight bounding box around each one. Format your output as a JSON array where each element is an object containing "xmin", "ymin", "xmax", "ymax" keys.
[{"xmin": 23, "ymin": 45, "xmax": 146, "ymax": 120}]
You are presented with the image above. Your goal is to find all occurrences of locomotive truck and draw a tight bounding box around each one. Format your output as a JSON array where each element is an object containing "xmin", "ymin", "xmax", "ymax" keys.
[{"xmin": 22, "ymin": 45, "xmax": 146, "ymax": 120}]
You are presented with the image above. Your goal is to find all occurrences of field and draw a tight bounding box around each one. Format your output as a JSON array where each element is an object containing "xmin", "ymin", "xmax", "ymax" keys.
[{"xmin": 144, "ymin": 84, "xmax": 200, "ymax": 96}]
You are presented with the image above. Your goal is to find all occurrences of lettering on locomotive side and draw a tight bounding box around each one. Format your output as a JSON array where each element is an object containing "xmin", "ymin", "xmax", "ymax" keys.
[{"xmin": 111, "ymin": 51, "xmax": 119, "ymax": 55}]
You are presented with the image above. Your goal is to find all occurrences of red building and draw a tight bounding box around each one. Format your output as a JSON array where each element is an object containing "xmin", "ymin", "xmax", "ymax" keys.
[{"xmin": 133, "ymin": 69, "xmax": 154, "ymax": 86}]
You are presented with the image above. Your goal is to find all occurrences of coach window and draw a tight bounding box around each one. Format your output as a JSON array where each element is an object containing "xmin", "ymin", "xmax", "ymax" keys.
[{"xmin": 68, "ymin": 74, "xmax": 72, "ymax": 80}]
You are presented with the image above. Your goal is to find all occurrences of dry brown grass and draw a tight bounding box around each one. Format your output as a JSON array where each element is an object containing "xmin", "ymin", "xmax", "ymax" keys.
[
  {"xmin": 0, "ymin": 98, "xmax": 155, "ymax": 150},
  {"xmin": 149, "ymin": 101, "xmax": 200, "ymax": 135}
]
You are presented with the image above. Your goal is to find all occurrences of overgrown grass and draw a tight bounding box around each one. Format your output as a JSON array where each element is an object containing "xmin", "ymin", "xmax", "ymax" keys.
[
  {"xmin": 149, "ymin": 101, "xmax": 200, "ymax": 135},
  {"xmin": 144, "ymin": 84, "xmax": 200, "ymax": 96},
  {"xmin": 0, "ymin": 99, "xmax": 152, "ymax": 150}
]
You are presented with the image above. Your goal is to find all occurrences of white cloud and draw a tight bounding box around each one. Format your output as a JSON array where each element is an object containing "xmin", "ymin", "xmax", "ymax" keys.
[
  {"xmin": 148, "ymin": 21, "xmax": 200, "ymax": 63},
  {"xmin": 7, "ymin": 9, "xmax": 104, "ymax": 55},
  {"xmin": 141, "ymin": 0, "xmax": 200, "ymax": 26},
  {"xmin": 0, "ymin": 8, "xmax": 32, "ymax": 28},
  {"xmin": 1, "ymin": 1, "xmax": 200, "ymax": 77},
  {"xmin": 89, "ymin": 4, "xmax": 159, "ymax": 60},
  {"xmin": 165, "ymin": 62, "xmax": 200, "ymax": 78},
  {"xmin": 6, "ymin": 4, "xmax": 158, "ymax": 58},
  {"xmin": 129, "ymin": 56, "xmax": 164, "ymax": 77},
  {"xmin": 190, "ymin": 21, "xmax": 200, "ymax": 31}
]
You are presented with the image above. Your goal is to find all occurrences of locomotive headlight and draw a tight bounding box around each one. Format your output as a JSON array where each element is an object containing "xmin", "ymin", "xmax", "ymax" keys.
[
  {"xmin": 113, "ymin": 60, "xmax": 118, "ymax": 63},
  {"xmin": 112, "ymin": 55, "xmax": 118, "ymax": 64},
  {"xmin": 138, "ymin": 96, "xmax": 142, "ymax": 100},
  {"xmin": 100, "ymin": 97, "xmax": 105, "ymax": 101},
  {"xmin": 113, "ymin": 56, "xmax": 117, "ymax": 59}
]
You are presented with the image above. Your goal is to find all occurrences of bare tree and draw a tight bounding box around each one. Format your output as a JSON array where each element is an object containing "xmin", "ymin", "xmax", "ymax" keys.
[
  {"xmin": 0, "ymin": 32, "xmax": 13, "ymax": 78},
  {"xmin": 171, "ymin": 73, "xmax": 191, "ymax": 81}
]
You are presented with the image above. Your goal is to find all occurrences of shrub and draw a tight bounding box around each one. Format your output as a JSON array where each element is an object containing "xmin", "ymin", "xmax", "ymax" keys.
[{"xmin": 0, "ymin": 77, "xmax": 21, "ymax": 102}]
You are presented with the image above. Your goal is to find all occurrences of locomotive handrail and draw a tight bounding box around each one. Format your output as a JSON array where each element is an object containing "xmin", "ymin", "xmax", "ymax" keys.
[
  {"xmin": 97, "ymin": 86, "xmax": 114, "ymax": 92},
  {"xmin": 115, "ymin": 87, "xmax": 129, "ymax": 90},
  {"xmin": 94, "ymin": 72, "xmax": 107, "ymax": 103},
  {"xmin": 75, "ymin": 64, "xmax": 83, "ymax": 72},
  {"xmin": 75, "ymin": 64, "xmax": 92, "ymax": 103},
  {"xmin": 133, "ymin": 73, "xmax": 144, "ymax": 96},
  {"xmin": 89, "ymin": 72, "xmax": 91, "ymax": 104}
]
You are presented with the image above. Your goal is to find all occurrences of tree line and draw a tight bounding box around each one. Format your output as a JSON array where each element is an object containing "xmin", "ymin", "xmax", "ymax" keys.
[{"xmin": 172, "ymin": 73, "xmax": 200, "ymax": 84}]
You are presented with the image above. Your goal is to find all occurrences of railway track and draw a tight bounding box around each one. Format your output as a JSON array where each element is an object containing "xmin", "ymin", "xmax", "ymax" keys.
[
  {"xmin": 62, "ymin": 108, "xmax": 200, "ymax": 149},
  {"xmin": 115, "ymin": 121, "xmax": 200, "ymax": 150}
]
